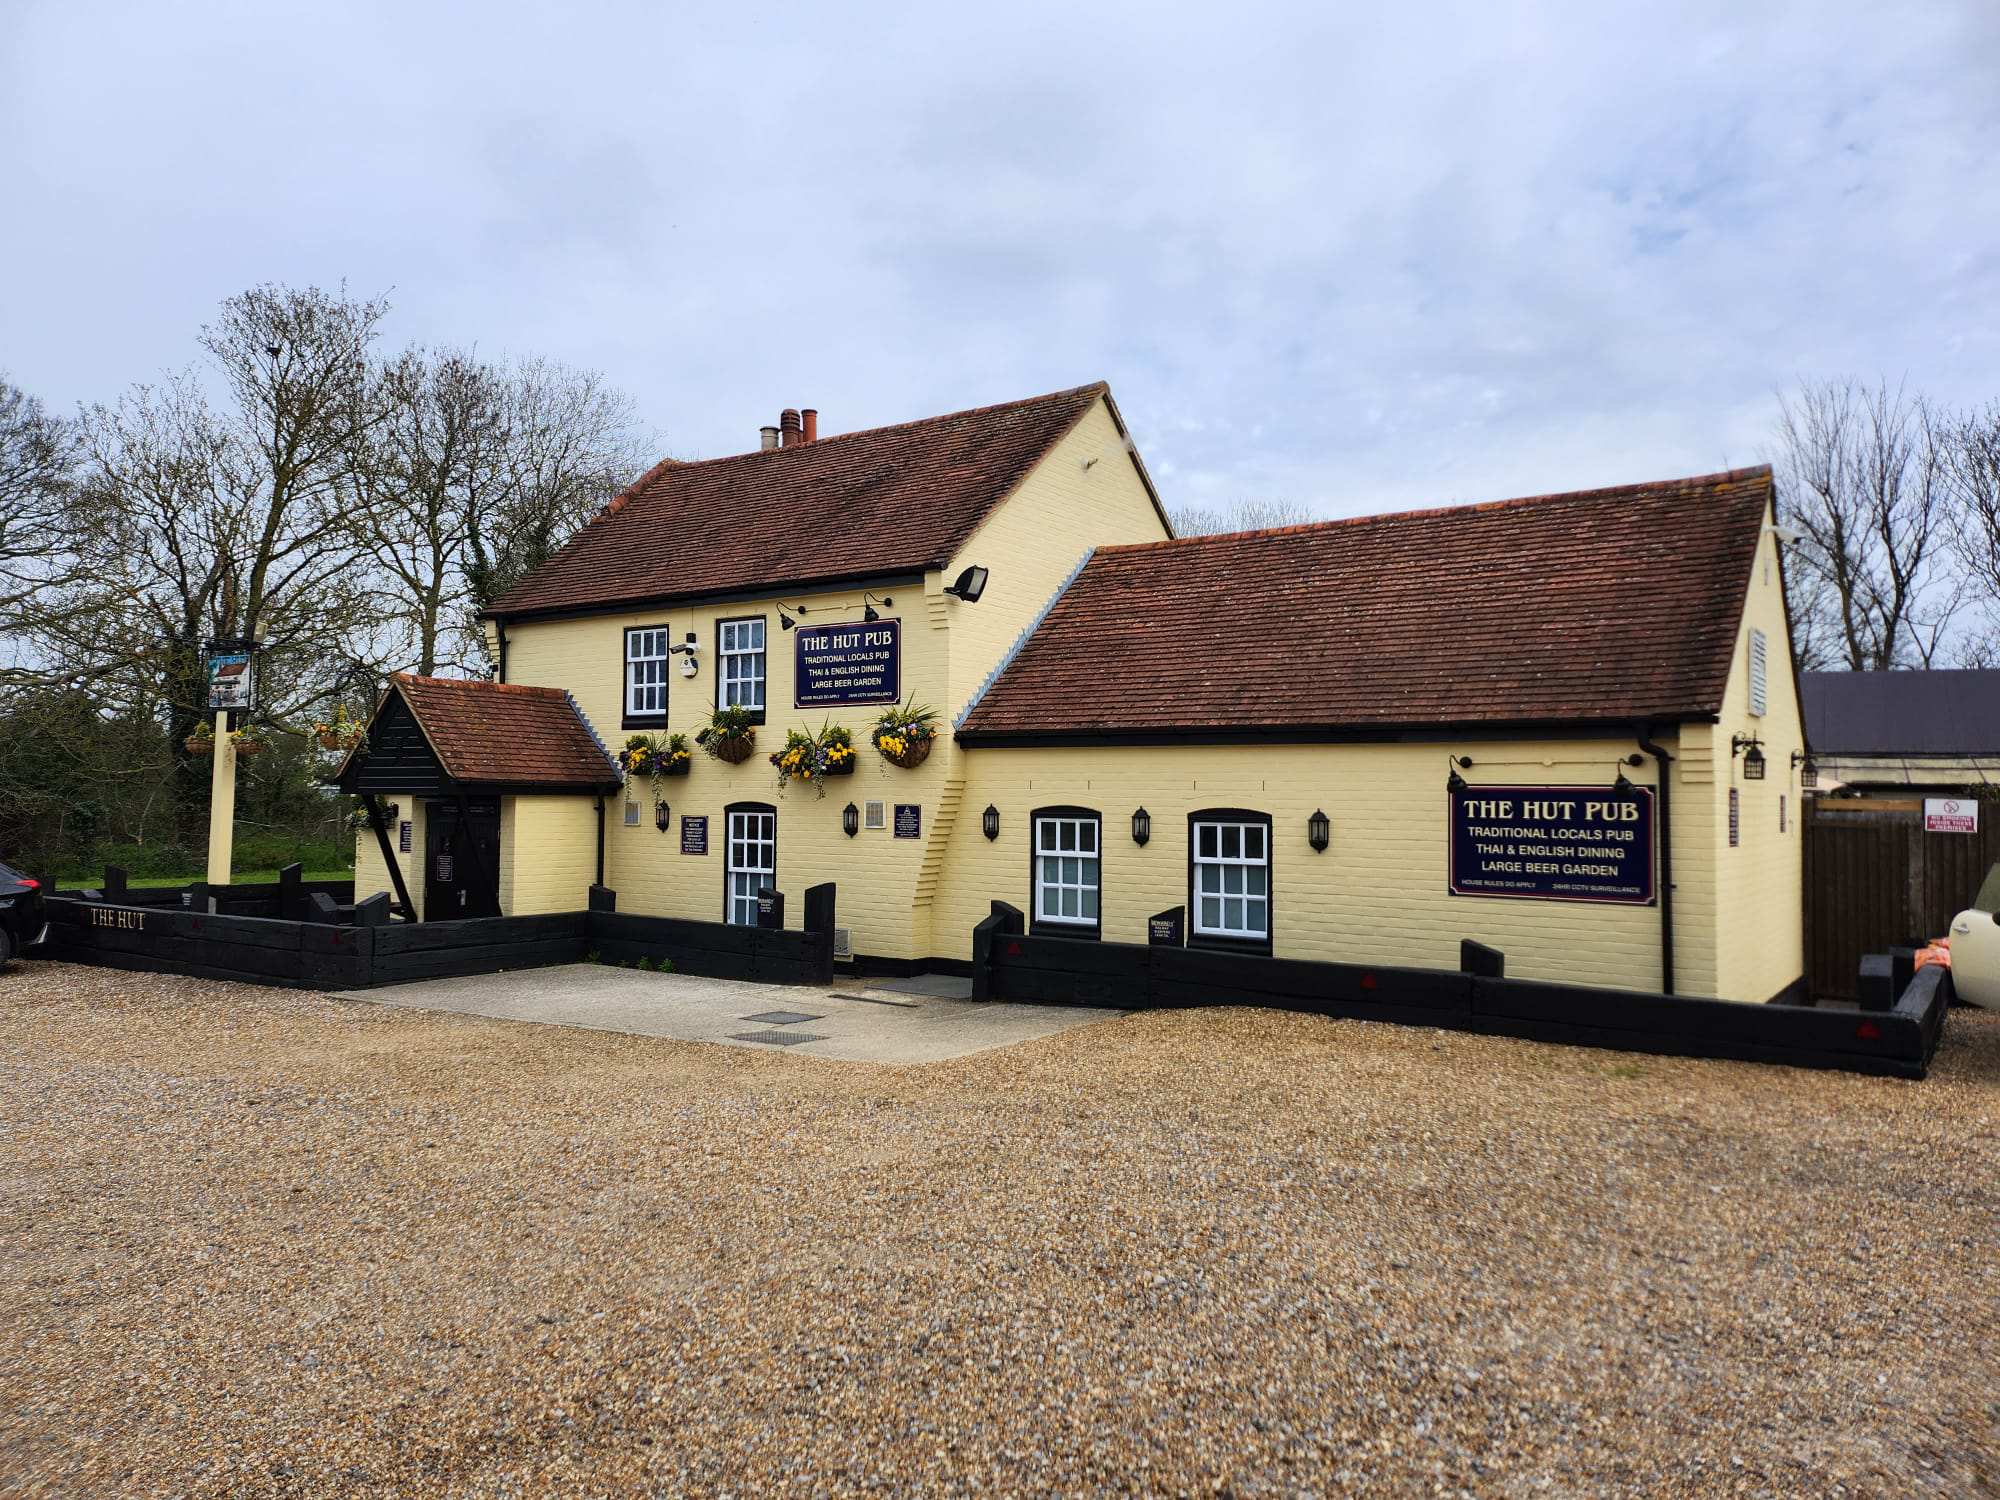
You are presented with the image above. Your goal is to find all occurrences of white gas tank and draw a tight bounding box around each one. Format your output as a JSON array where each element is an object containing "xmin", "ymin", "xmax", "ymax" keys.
[{"xmin": 1947, "ymin": 908, "xmax": 2000, "ymax": 1010}]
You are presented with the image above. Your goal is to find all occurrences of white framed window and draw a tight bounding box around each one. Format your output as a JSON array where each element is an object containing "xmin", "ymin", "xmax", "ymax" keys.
[
  {"xmin": 718, "ymin": 617, "xmax": 766, "ymax": 714},
  {"xmin": 1749, "ymin": 628, "xmax": 1768, "ymax": 717},
  {"xmin": 1033, "ymin": 811, "xmax": 1100, "ymax": 930},
  {"xmin": 625, "ymin": 627, "xmax": 672, "ymax": 721},
  {"xmin": 726, "ymin": 806, "xmax": 776, "ymax": 926},
  {"xmin": 1192, "ymin": 815, "xmax": 1270, "ymax": 942}
]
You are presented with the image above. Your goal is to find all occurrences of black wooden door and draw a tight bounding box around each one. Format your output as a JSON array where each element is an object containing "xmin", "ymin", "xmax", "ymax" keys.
[{"xmin": 423, "ymin": 800, "xmax": 501, "ymax": 921}]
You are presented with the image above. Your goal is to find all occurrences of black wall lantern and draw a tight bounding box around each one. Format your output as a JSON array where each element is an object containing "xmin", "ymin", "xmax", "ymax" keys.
[
  {"xmin": 1792, "ymin": 749, "xmax": 1818, "ymax": 789},
  {"xmin": 1446, "ymin": 754, "xmax": 1473, "ymax": 794},
  {"xmin": 654, "ymin": 800, "xmax": 671, "ymax": 832},
  {"xmin": 1611, "ymin": 753, "xmax": 1642, "ymax": 797},
  {"xmin": 842, "ymin": 802, "xmax": 859, "ymax": 838},
  {"xmin": 1131, "ymin": 806, "xmax": 1151, "ymax": 846},
  {"xmin": 1733, "ymin": 734, "xmax": 1767, "ymax": 780},
  {"xmin": 982, "ymin": 804, "xmax": 1000, "ymax": 840},
  {"xmin": 1307, "ymin": 808, "xmax": 1330, "ymax": 852}
]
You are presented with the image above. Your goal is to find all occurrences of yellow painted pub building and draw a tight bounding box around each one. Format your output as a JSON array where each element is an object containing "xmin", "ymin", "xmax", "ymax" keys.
[{"xmin": 345, "ymin": 383, "xmax": 1807, "ymax": 1003}]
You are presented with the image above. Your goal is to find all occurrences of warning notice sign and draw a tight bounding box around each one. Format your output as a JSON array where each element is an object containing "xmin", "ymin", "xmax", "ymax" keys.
[{"xmin": 1924, "ymin": 798, "xmax": 1979, "ymax": 834}]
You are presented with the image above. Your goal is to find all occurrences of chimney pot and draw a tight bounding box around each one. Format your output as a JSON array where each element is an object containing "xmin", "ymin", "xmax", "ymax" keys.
[
  {"xmin": 780, "ymin": 409, "xmax": 802, "ymax": 447},
  {"xmin": 802, "ymin": 408, "xmax": 818, "ymax": 443},
  {"xmin": 760, "ymin": 426, "xmax": 780, "ymax": 451}
]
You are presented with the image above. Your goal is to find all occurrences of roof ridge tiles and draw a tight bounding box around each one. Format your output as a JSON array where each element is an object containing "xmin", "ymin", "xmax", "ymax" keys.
[{"xmin": 1113, "ymin": 465, "xmax": 1774, "ymax": 554}]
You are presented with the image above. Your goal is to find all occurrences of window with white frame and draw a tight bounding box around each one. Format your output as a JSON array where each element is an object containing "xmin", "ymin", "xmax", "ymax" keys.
[
  {"xmin": 1192, "ymin": 816, "xmax": 1270, "ymax": 942},
  {"xmin": 1748, "ymin": 628, "xmax": 1768, "ymax": 717},
  {"xmin": 718, "ymin": 617, "xmax": 766, "ymax": 714},
  {"xmin": 625, "ymin": 627, "xmax": 672, "ymax": 721},
  {"xmin": 725, "ymin": 806, "xmax": 776, "ymax": 926},
  {"xmin": 1033, "ymin": 811, "xmax": 1100, "ymax": 930}
]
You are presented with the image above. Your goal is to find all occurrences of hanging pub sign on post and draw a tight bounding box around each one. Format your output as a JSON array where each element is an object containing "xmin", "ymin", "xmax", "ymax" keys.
[
  {"xmin": 204, "ymin": 638, "xmax": 257, "ymax": 712},
  {"xmin": 1449, "ymin": 785, "xmax": 1656, "ymax": 905}
]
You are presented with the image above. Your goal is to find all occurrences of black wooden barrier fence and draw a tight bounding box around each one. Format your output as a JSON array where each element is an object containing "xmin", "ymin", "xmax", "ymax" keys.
[
  {"xmin": 971, "ymin": 902, "xmax": 1951, "ymax": 1079},
  {"xmin": 57, "ymin": 864, "xmax": 358, "ymax": 920},
  {"xmin": 36, "ymin": 882, "xmax": 837, "ymax": 991}
]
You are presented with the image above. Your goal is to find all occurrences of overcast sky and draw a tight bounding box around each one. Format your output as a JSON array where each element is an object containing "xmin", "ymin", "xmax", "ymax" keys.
[{"xmin": 4, "ymin": 2, "xmax": 1996, "ymax": 518}]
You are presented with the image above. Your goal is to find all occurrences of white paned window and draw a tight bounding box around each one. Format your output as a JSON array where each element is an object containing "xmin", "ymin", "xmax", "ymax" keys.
[
  {"xmin": 726, "ymin": 808, "xmax": 776, "ymax": 926},
  {"xmin": 626, "ymin": 628, "xmax": 672, "ymax": 719},
  {"xmin": 1192, "ymin": 818, "xmax": 1269, "ymax": 940},
  {"xmin": 1034, "ymin": 814, "xmax": 1100, "ymax": 927},
  {"xmin": 719, "ymin": 618, "xmax": 766, "ymax": 712},
  {"xmin": 1749, "ymin": 628, "xmax": 1768, "ymax": 717}
]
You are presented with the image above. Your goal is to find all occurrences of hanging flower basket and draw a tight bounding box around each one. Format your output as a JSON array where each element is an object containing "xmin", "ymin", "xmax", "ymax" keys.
[
  {"xmin": 697, "ymin": 707, "xmax": 759, "ymax": 765},
  {"xmin": 231, "ymin": 733, "xmax": 270, "ymax": 757},
  {"xmin": 313, "ymin": 705, "xmax": 367, "ymax": 755},
  {"xmin": 661, "ymin": 755, "xmax": 691, "ymax": 777},
  {"xmin": 770, "ymin": 724, "xmax": 856, "ymax": 796},
  {"xmin": 317, "ymin": 730, "xmax": 365, "ymax": 753},
  {"xmin": 872, "ymin": 698, "xmax": 939, "ymax": 770},
  {"xmin": 879, "ymin": 734, "xmax": 933, "ymax": 770},
  {"xmin": 185, "ymin": 736, "xmax": 214, "ymax": 756}
]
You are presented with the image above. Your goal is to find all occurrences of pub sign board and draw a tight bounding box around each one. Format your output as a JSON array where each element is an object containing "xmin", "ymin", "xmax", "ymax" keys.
[
  {"xmin": 1449, "ymin": 785, "xmax": 1656, "ymax": 905},
  {"xmin": 795, "ymin": 621, "xmax": 899, "ymax": 707},
  {"xmin": 204, "ymin": 642, "xmax": 255, "ymax": 712}
]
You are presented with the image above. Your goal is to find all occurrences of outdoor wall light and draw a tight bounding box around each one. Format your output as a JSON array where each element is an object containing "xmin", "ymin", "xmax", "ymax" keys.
[
  {"xmin": 1733, "ymin": 734, "xmax": 1767, "ymax": 780},
  {"xmin": 1792, "ymin": 749, "xmax": 1818, "ymax": 788},
  {"xmin": 777, "ymin": 604, "xmax": 808, "ymax": 631},
  {"xmin": 654, "ymin": 800, "xmax": 671, "ymax": 832},
  {"xmin": 1612, "ymin": 753, "xmax": 1643, "ymax": 797},
  {"xmin": 862, "ymin": 592, "xmax": 893, "ymax": 623},
  {"xmin": 943, "ymin": 565, "xmax": 989, "ymax": 602},
  {"xmin": 842, "ymin": 802, "xmax": 859, "ymax": 838},
  {"xmin": 1307, "ymin": 808, "xmax": 1330, "ymax": 852},
  {"xmin": 1446, "ymin": 754, "xmax": 1474, "ymax": 794},
  {"xmin": 1131, "ymin": 806, "xmax": 1151, "ymax": 846},
  {"xmin": 982, "ymin": 804, "xmax": 1000, "ymax": 840}
]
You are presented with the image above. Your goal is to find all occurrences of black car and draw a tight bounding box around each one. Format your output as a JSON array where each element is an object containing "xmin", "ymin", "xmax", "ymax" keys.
[{"xmin": 0, "ymin": 861, "xmax": 48, "ymax": 964}]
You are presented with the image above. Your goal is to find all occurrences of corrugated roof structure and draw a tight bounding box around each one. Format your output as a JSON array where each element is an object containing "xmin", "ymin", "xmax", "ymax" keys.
[
  {"xmin": 1802, "ymin": 670, "xmax": 2000, "ymax": 755},
  {"xmin": 959, "ymin": 467, "xmax": 1774, "ymax": 739}
]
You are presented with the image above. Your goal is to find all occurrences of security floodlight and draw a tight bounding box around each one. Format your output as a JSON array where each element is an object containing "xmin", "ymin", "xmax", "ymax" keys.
[{"xmin": 944, "ymin": 566, "xmax": 989, "ymax": 602}]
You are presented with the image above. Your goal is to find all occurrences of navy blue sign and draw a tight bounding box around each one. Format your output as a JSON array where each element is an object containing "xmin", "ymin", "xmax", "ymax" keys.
[
  {"xmin": 795, "ymin": 621, "xmax": 899, "ymax": 707},
  {"xmin": 680, "ymin": 815, "xmax": 708, "ymax": 856},
  {"xmin": 893, "ymin": 803, "xmax": 922, "ymax": 840},
  {"xmin": 1449, "ymin": 785, "xmax": 1655, "ymax": 905}
]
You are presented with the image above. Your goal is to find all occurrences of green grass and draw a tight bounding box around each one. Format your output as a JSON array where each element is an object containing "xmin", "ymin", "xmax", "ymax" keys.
[{"xmin": 58, "ymin": 864, "xmax": 352, "ymax": 889}]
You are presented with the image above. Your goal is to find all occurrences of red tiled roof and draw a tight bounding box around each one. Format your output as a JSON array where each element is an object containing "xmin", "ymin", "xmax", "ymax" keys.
[
  {"xmin": 958, "ymin": 467, "xmax": 1775, "ymax": 738},
  {"xmin": 392, "ymin": 674, "xmax": 619, "ymax": 787},
  {"xmin": 485, "ymin": 383, "xmax": 1119, "ymax": 618}
]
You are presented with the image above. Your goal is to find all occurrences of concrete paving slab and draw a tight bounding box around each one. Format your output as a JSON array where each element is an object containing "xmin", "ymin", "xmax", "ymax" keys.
[{"xmin": 338, "ymin": 964, "xmax": 1121, "ymax": 1064}]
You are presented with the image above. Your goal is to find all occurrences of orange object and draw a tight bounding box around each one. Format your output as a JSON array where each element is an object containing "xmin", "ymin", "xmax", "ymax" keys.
[{"xmin": 1915, "ymin": 941, "xmax": 1952, "ymax": 971}]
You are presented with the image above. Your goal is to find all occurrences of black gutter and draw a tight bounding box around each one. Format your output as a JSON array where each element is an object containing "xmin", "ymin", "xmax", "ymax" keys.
[
  {"xmin": 956, "ymin": 716, "xmax": 1719, "ymax": 750},
  {"xmin": 481, "ymin": 569, "xmax": 930, "ymax": 627},
  {"xmin": 1635, "ymin": 724, "xmax": 1675, "ymax": 995},
  {"xmin": 496, "ymin": 621, "xmax": 508, "ymax": 683},
  {"xmin": 595, "ymin": 795, "xmax": 606, "ymax": 889}
]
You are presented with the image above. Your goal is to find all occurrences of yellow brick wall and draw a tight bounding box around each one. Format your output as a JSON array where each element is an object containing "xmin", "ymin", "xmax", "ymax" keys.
[
  {"xmin": 353, "ymin": 800, "xmax": 427, "ymax": 920},
  {"xmin": 928, "ymin": 736, "xmax": 1766, "ymax": 998},
  {"xmin": 500, "ymin": 795, "xmax": 602, "ymax": 916},
  {"xmin": 1708, "ymin": 515, "xmax": 1808, "ymax": 1001}
]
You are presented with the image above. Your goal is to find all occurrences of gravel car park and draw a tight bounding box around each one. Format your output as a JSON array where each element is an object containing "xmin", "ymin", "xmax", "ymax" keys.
[{"xmin": 1, "ymin": 961, "xmax": 1995, "ymax": 1496}]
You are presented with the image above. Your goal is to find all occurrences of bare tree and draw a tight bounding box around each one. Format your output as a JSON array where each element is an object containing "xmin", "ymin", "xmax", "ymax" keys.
[
  {"xmin": 0, "ymin": 375, "xmax": 83, "ymax": 684},
  {"xmin": 1773, "ymin": 378, "xmax": 1963, "ymax": 670},
  {"xmin": 1946, "ymin": 400, "xmax": 2000, "ymax": 663},
  {"xmin": 1167, "ymin": 498, "xmax": 1318, "ymax": 538}
]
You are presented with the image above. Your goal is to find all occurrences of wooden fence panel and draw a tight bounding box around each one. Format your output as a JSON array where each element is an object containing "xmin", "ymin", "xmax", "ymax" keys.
[{"xmin": 1804, "ymin": 802, "xmax": 2000, "ymax": 1001}]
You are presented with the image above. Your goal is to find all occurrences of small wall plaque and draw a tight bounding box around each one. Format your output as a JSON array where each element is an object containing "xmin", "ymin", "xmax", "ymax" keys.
[
  {"xmin": 893, "ymin": 803, "xmax": 921, "ymax": 839},
  {"xmin": 681, "ymin": 815, "xmax": 709, "ymax": 855}
]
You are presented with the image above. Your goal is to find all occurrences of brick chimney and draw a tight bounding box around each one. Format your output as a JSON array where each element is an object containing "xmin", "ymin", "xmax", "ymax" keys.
[
  {"xmin": 780, "ymin": 409, "xmax": 803, "ymax": 447},
  {"xmin": 802, "ymin": 408, "xmax": 818, "ymax": 443}
]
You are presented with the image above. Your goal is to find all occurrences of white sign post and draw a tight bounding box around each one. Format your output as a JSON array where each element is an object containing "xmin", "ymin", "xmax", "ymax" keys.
[{"xmin": 1924, "ymin": 798, "xmax": 1979, "ymax": 834}]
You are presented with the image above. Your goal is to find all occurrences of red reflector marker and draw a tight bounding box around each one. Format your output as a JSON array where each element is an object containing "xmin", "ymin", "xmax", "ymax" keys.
[
  {"xmin": 1360, "ymin": 973, "xmax": 1378, "ymax": 990},
  {"xmin": 1006, "ymin": 940, "xmax": 1021, "ymax": 956},
  {"xmin": 1855, "ymin": 1020, "xmax": 1884, "ymax": 1041}
]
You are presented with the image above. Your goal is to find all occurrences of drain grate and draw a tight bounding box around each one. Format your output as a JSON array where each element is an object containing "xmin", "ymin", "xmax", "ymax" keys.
[
  {"xmin": 728, "ymin": 1030, "xmax": 827, "ymax": 1047},
  {"xmin": 830, "ymin": 993, "xmax": 920, "ymax": 1008},
  {"xmin": 741, "ymin": 1010, "xmax": 824, "ymax": 1026}
]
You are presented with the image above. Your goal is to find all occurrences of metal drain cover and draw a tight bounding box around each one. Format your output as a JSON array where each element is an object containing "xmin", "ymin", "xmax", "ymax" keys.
[
  {"xmin": 728, "ymin": 1030, "xmax": 827, "ymax": 1047},
  {"xmin": 741, "ymin": 1010, "xmax": 824, "ymax": 1026}
]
